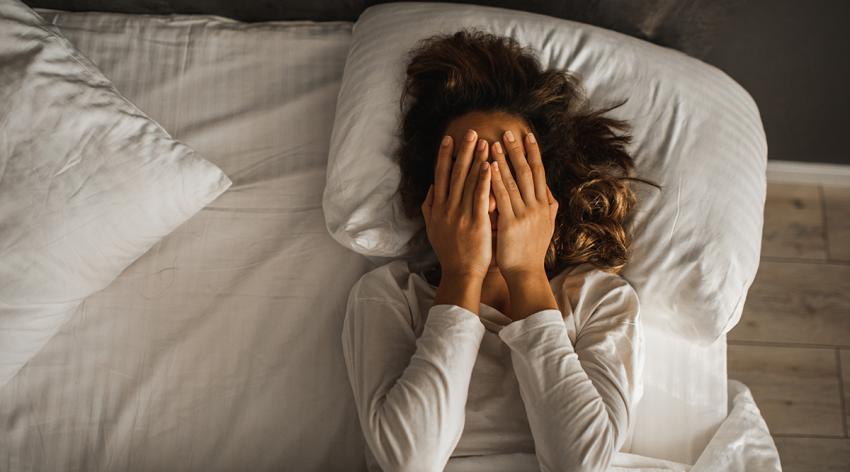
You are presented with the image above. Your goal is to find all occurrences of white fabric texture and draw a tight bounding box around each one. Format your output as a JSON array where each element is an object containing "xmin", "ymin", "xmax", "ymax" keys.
[
  {"xmin": 342, "ymin": 260, "xmax": 643, "ymax": 472},
  {"xmin": 0, "ymin": 0, "xmax": 231, "ymax": 387},
  {"xmin": 690, "ymin": 380, "xmax": 781, "ymax": 472},
  {"xmin": 0, "ymin": 7, "xmax": 780, "ymax": 472},
  {"xmin": 323, "ymin": 1, "xmax": 768, "ymax": 345},
  {"xmin": 628, "ymin": 325, "xmax": 728, "ymax": 463},
  {"xmin": 0, "ymin": 9, "xmax": 372, "ymax": 471}
]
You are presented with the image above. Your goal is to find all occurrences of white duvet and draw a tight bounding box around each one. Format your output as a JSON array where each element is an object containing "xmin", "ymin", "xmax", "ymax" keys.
[{"xmin": 0, "ymin": 6, "xmax": 779, "ymax": 472}]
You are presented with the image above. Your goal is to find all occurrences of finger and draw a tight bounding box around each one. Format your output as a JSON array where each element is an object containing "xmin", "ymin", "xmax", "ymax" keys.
[
  {"xmin": 546, "ymin": 185, "xmax": 559, "ymax": 220},
  {"xmin": 474, "ymin": 161, "xmax": 491, "ymax": 220},
  {"xmin": 490, "ymin": 161, "xmax": 515, "ymax": 219},
  {"xmin": 460, "ymin": 141, "xmax": 483, "ymax": 214},
  {"xmin": 502, "ymin": 130, "xmax": 536, "ymax": 204},
  {"xmin": 462, "ymin": 138, "xmax": 488, "ymax": 212},
  {"xmin": 491, "ymin": 140, "xmax": 525, "ymax": 213},
  {"xmin": 421, "ymin": 184, "xmax": 433, "ymax": 221},
  {"xmin": 524, "ymin": 132, "xmax": 548, "ymax": 203},
  {"xmin": 433, "ymin": 135, "xmax": 453, "ymax": 207},
  {"xmin": 448, "ymin": 129, "xmax": 478, "ymax": 211}
]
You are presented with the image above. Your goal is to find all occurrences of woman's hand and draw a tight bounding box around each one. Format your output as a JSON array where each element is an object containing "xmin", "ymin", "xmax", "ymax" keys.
[
  {"xmin": 489, "ymin": 130, "xmax": 559, "ymax": 283},
  {"xmin": 422, "ymin": 129, "xmax": 493, "ymax": 281}
]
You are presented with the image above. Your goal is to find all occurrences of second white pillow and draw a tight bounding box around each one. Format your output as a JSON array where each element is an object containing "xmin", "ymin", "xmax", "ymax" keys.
[{"xmin": 0, "ymin": 0, "xmax": 232, "ymax": 386}]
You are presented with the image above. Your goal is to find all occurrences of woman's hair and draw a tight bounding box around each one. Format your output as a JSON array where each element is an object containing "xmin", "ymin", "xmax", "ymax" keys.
[{"xmin": 395, "ymin": 29, "xmax": 657, "ymax": 279}]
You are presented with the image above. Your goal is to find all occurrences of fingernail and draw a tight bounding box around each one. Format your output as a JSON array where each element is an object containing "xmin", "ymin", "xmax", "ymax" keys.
[
  {"xmin": 465, "ymin": 129, "xmax": 477, "ymax": 142},
  {"xmin": 441, "ymin": 135, "xmax": 451, "ymax": 147},
  {"xmin": 492, "ymin": 161, "xmax": 499, "ymax": 172},
  {"xmin": 477, "ymin": 139, "xmax": 486, "ymax": 151},
  {"xmin": 527, "ymin": 132, "xmax": 536, "ymax": 144},
  {"xmin": 493, "ymin": 142, "xmax": 503, "ymax": 153},
  {"xmin": 481, "ymin": 161, "xmax": 488, "ymax": 171},
  {"xmin": 504, "ymin": 130, "xmax": 515, "ymax": 143}
]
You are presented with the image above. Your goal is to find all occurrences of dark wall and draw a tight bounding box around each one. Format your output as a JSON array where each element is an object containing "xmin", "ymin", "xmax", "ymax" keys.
[
  {"xmin": 24, "ymin": 0, "xmax": 849, "ymax": 164},
  {"xmin": 25, "ymin": 0, "xmax": 734, "ymax": 58},
  {"xmin": 704, "ymin": 0, "xmax": 850, "ymax": 164}
]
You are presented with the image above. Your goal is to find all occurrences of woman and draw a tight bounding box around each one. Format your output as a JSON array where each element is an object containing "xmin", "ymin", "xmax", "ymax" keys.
[{"xmin": 341, "ymin": 29, "xmax": 649, "ymax": 472}]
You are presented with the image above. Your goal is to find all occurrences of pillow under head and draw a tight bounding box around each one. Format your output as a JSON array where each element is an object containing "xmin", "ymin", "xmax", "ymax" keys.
[
  {"xmin": 0, "ymin": 0, "xmax": 232, "ymax": 386},
  {"xmin": 323, "ymin": 2, "xmax": 767, "ymax": 345}
]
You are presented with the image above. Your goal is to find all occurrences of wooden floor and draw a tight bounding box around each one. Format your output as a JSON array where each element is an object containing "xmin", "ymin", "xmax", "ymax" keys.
[{"xmin": 727, "ymin": 182, "xmax": 850, "ymax": 471}]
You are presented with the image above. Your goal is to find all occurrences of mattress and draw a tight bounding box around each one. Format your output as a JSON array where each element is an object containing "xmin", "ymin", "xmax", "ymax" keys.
[{"xmin": 0, "ymin": 9, "xmax": 726, "ymax": 470}]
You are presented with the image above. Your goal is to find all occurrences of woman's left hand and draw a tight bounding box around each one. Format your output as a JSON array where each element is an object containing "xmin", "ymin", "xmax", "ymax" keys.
[{"xmin": 489, "ymin": 130, "xmax": 558, "ymax": 283}]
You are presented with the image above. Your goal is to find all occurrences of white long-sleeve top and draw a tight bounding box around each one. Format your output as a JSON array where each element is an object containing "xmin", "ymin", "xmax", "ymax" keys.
[{"xmin": 341, "ymin": 259, "xmax": 643, "ymax": 472}]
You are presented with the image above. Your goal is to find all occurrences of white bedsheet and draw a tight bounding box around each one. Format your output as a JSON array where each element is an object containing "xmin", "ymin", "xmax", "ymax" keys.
[
  {"xmin": 0, "ymin": 9, "xmax": 777, "ymax": 471},
  {"xmin": 1, "ymin": 11, "xmax": 371, "ymax": 471},
  {"xmin": 630, "ymin": 326, "xmax": 727, "ymax": 463}
]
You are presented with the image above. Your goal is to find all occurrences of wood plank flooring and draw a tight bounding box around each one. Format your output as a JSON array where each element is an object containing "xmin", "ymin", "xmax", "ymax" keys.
[{"xmin": 728, "ymin": 180, "xmax": 850, "ymax": 471}]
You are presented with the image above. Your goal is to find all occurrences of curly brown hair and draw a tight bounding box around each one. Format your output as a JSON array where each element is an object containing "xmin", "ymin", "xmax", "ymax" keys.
[{"xmin": 395, "ymin": 29, "xmax": 656, "ymax": 280}]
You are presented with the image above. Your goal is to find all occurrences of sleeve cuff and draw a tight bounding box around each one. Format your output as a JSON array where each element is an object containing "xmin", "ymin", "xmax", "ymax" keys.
[
  {"xmin": 427, "ymin": 304, "xmax": 486, "ymax": 329},
  {"xmin": 498, "ymin": 309, "xmax": 565, "ymax": 343}
]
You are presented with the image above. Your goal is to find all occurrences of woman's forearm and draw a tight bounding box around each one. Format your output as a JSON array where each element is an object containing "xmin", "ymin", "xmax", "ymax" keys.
[
  {"xmin": 498, "ymin": 311, "xmax": 626, "ymax": 472},
  {"xmin": 496, "ymin": 272, "xmax": 642, "ymax": 472},
  {"xmin": 504, "ymin": 269, "xmax": 558, "ymax": 321},
  {"xmin": 434, "ymin": 272, "xmax": 484, "ymax": 314},
  {"xmin": 343, "ymin": 297, "xmax": 486, "ymax": 472}
]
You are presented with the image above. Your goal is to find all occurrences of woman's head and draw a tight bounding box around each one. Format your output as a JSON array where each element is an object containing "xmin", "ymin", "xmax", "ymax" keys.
[{"xmin": 396, "ymin": 29, "xmax": 645, "ymax": 279}]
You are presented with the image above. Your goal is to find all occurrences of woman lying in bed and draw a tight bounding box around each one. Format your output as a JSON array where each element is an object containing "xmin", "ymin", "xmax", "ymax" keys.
[{"xmin": 341, "ymin": 29, "xmax": 650, "ymax": 472}]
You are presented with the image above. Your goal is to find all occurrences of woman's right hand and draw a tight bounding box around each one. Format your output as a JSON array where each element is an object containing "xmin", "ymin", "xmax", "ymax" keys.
[{"xmin": 421, "ymin": 129, "xmax": 493, "ymax": 281}]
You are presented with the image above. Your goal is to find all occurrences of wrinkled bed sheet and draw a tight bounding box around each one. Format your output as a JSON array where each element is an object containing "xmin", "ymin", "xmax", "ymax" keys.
[{"xmin": 1, "ymin": 11, "xmax": 371, "ymax": 471}]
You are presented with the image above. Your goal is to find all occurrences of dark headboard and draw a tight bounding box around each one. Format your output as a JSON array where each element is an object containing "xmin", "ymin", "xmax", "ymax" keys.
[{"xmin": 24, "ymin": 0, "xmax": 741, "ymax": 59}]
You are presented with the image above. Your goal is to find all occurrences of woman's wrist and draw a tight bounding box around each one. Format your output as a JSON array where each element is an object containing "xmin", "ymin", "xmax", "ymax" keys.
[
  {"xmin": 434, "ymin": 271, "xmax": 484, "ymax": 315},
  {"xmin": 502, "ymin": 264, "xmax": 546, "ymax": 287},
  {"xmin": 504, "ymin": 268, "xmax": 558, "ymax": 321}
]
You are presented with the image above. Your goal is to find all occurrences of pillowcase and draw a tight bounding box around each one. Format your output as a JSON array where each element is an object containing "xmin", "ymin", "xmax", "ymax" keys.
[
  {"xmin": 0, "ymin": 0, "xmax": 232, "ymax": 386},
  {"xmin": 323, "ymin": 1, "xmax": 767, "ymax": 345}
]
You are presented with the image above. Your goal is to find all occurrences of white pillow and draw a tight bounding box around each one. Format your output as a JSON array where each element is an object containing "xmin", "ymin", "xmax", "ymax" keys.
[
  {"xmin": 324, "ymin": 2, "xmax": 767, "ymax": 345},
  {"xmin": 0, "ymin": 0, "xmax": 232, "ymax": 386}
]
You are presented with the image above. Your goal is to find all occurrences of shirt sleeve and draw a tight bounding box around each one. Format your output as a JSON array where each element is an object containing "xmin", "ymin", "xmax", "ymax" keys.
[
  {"xmin": 497, "ymin": 281, "xmax": 641, "ymax": 472},
  {"xmin": 341, "ymin": 283, "xmax": 486, "ymax": 472}
]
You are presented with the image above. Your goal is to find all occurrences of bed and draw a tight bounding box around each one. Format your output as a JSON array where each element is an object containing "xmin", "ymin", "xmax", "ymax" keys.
[{"xmin": 0, "ymin": 2, "xmax": 779, "ymax": 471}]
